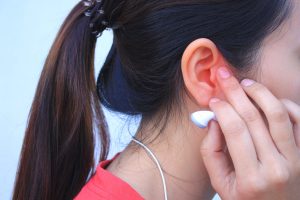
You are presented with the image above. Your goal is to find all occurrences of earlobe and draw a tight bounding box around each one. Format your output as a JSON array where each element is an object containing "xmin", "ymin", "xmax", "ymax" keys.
[{"xmin": 181, "ymin": 38, "xmax": 226, "ymax": 107}]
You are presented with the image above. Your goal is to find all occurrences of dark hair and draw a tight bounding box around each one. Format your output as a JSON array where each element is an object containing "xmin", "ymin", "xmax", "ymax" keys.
[{"xmin": 13, "ymin": 0, "xmax": 293, "ymax": 199}]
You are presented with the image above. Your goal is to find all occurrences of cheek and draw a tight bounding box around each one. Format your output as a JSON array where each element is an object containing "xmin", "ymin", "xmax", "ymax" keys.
[{"xmin": 259, "ymin": 53, "xmax": 300, "ymax": 105}]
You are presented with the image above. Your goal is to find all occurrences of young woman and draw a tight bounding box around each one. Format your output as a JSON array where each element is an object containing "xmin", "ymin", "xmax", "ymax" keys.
[{"xmin": 13, "ymin": 0, "xmax": 300, "ymax": 199}]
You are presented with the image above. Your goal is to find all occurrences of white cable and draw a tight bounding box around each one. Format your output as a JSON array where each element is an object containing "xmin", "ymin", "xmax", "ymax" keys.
[
  {"xmin": 131, "ymin": 137, "xmax": 168, "ymax": 200},
  {"xmin": 129, "ymin": 111, "xmax": 217, "ymax": 199}
]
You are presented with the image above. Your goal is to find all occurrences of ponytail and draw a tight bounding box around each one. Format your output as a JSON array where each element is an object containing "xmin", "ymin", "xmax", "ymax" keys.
[{"xmin": 13, "ymin": 2, "xmax": 110, "ymax": 199}]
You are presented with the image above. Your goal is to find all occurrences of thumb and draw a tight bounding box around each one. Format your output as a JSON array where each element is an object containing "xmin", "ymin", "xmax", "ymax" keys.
[{"xmin": 200, "ymin": 120, "xmax": 234, "ymax": 190}]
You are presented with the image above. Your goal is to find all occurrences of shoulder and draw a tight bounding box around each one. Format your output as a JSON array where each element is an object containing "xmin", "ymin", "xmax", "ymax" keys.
[{"xmin": 74, "ymin": 152, "xmax": 144, "ymax": 200}]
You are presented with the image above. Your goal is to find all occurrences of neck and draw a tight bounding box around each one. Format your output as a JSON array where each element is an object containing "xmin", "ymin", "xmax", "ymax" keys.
[{"xmin": 106, "ymin": 108, "xmax": 216, "ymax": 200}]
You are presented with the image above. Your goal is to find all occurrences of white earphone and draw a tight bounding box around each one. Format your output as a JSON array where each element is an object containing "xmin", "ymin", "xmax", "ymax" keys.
[{"xmin": 190, "ymin": 110, "xmax": 218, "ymax": 128}]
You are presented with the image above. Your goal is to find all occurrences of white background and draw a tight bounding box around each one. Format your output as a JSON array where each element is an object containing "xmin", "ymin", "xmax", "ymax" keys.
[{"xmin": 0, "ymin": 0, "xmax": 220, "ymax": 199}]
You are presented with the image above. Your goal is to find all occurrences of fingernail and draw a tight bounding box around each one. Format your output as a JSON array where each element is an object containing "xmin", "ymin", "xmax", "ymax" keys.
[
  {"xmin": 218, "ymin": 67, "xmax": 231, "ymax": 79},
  {"xmin": 241, "ymin": 79, "xmax": 255, "ymax": 87},
  {"xmin": 209, "ymin": 98, "xmax": 220, "ymax": 104}
]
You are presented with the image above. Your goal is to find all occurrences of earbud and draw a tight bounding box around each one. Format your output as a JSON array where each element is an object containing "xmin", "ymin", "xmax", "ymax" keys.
[{"xmin": 190, "ymin": 111, "xmax": 218, "ymax": 128}]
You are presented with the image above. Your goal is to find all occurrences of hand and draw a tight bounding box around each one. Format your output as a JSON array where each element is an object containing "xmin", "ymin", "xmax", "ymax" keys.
[{"xmin": 199, "ymin": 67, "xmax": 300, "ymax": 200}]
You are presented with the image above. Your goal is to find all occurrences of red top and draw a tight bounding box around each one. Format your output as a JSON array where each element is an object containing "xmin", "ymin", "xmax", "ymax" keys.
[{"xmin": 75, "ymin": 152, "xmax": 144, "ymax": 200}]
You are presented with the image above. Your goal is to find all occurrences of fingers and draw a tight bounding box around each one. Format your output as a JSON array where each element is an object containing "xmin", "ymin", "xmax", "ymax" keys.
[
  {"xmin": 280, "ymin": 99, "xmax": 300, "ymax": 148},
  {"xmin": 209, "ymin": 98, "xmax": 258, "ymax": 177},
  {"xmin": 215, "ymin": 67, "xmax": 277, "ymax": 163},
  {"xmin": 200, "ymin": 120, "xmax": 235, "ymax": 191},
  {"xmin": 198, "ymin": 67, "xmax": 300, "ymax": 199},
  {"xmin": 241, "ymin": 79, "xmax": 299, "ymax": 161}
]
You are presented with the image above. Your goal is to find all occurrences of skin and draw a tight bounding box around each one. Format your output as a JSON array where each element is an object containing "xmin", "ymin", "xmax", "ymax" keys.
[{"xmin": 106, "ymin": 1, "xmax": 300, "ymax": 199}]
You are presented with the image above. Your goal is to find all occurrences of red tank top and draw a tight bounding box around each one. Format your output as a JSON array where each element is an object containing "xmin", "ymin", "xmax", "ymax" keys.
[{"xmin": 74, "ymin": 152, "xmax": 144, "ymax": 200}]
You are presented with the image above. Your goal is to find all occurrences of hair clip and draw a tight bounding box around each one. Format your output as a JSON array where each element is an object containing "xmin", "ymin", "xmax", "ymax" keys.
[
  {"xmin": 82, "ymin": 0, "xmax": 93, "ymax": 7},
  {"xmin": 97, "ymin": 9, "xmax": 105, "ymax": 15},
  {"xmin": 82, "ymin": 0, "xmax": 121, "ymax": 35},
  {"xmin": 84, "ymin": 11, "xmax": 93, "ymax": 17}
]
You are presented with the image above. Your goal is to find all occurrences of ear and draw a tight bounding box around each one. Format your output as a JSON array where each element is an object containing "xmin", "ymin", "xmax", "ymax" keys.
[{"xmin": 181, "ymin": 38, "xmax": 229, "ymax": 107}]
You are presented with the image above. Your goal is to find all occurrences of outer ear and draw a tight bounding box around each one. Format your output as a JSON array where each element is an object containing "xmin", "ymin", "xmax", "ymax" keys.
[{"xmin": 181, "ymin": 38, "xmax": 228, "ymax": 107}]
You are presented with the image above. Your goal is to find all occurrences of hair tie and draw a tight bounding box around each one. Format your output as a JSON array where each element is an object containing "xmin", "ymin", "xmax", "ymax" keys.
[{"xmin": 82, "ymin": 0, "xmax": 121, "ymax": 37}]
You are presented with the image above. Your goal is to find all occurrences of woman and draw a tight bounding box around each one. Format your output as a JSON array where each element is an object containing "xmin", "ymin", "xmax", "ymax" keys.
[{"xmin": 13, "ymin": 0, "xmax": 300, "ymax": 199}]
